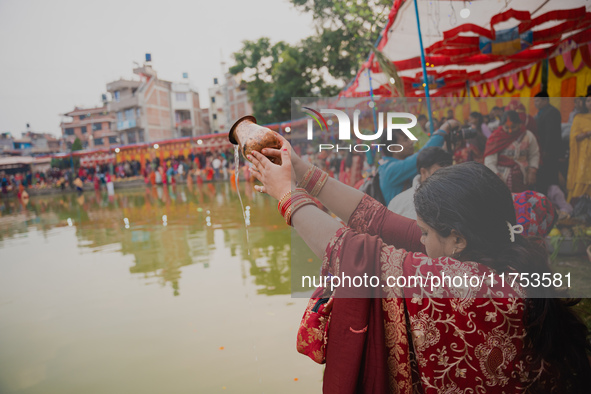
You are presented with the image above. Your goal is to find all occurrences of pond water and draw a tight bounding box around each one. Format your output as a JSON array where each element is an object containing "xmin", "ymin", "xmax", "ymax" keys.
[{"xmin": 0, "ymin": 184, "xmax": 323, "ymax": 393}]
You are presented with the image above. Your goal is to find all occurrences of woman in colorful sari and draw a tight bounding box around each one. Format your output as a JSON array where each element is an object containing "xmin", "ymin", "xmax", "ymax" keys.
[
  {"xmin": 248, "ymin": 133, "xmax": 590, "ymax": 393},
  {"xmin": 484, "ymin": 110, "xmax": 540, "ymax": 193},
  {"xmin": 567, "ymin": 95, "xmax": 591, "ymax": 200}
]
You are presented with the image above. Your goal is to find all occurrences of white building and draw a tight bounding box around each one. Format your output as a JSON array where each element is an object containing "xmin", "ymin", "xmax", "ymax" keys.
[
  {"xmin": 208, "ymin": 72, "xmax": 252, "ymax": 134},
  {"xmin": 171, "ymin": 76, "xmax": 209, "ymax": 138}
]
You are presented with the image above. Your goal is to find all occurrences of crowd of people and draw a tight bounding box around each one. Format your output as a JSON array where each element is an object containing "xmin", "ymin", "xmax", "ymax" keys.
[
  {"xmin": 297, "ymin": 92, "xmax": 590, "ymax": 222},
  {"xmin": 0, "ymin": 148, "xmax": 242, "ymax": 198}
]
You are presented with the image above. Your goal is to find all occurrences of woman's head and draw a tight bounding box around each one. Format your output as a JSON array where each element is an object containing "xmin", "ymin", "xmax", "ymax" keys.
[
  {"xmin": 468, "ymin": 112, "xmax": 483, "ymax": 128},
  {"xmin": 501, "ymin": 110, "xmax": 522, "ymax": 133},
  {"xmin": 574, "ymin": 96, "xmax": 586, "ymax": 111},
  {"xmin": 414, "ymin": 162, "xmax": 516, "ymax": 260}
]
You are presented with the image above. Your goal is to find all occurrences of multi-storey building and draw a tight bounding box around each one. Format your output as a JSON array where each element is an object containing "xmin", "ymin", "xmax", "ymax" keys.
[
  {"xmin": 107, "ymin": 63, "xmax": 177, "ymax": 144},
  {"xmin": 60, "ymin": 106, "xmax": 117, "ymax": 149},
  {"xmin": 22, "ymin": 131, "xmax": 61, "ymax": 155},
  {"xmin": 107, "ymin": 62, "xmax": 212, "ymax": 143},
  {"xmin": 0, "ymin": 132, "xmax": 14, "ymax": 154},
  {"xmin": 208, "ymin": 72, "xmax": 252, "ymax": 134},
  {"xmin": 201, "ymin": 108, "xmax": 211, "ymax": 135},
  {"xmin": 171, "ymin": 76, "xmax": 209, "ymax": 137}
]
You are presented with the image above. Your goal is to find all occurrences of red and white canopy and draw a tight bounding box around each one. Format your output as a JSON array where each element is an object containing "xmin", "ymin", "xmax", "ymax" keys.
[{"xmin": 342, "ymin": 0, "xmax": 591, "ymax": 97}]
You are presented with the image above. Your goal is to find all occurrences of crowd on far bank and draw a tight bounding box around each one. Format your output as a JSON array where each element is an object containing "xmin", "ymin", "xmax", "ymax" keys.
[{"xmin": 1, "ymin": 148, "xmax": 245, "ymax": 198}]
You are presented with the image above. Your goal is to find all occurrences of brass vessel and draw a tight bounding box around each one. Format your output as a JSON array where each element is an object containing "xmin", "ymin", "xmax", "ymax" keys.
[{"xmin": 228, "ymin": 115, "xmax": 282, "ymax": 165}]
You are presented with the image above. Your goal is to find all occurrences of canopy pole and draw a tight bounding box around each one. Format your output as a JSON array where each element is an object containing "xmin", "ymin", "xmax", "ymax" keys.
[
  {"xmin": 413, "ymin": 0, "xmax": 435, "ymax": 135},
  {"xmin": 367, "ymin": 69, "xmax": 378, "ymax": 166}
]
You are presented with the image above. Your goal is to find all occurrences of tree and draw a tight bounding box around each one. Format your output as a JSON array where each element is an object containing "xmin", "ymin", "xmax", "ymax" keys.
[
  {"xmin": 290, "ymin": 0, "xmax": 392, "ymax": 81},
  {"xmin": 230, "ymin": 38, "xmax": 315, "ymax": 123},
  {"xmin": 229, "ymin": 1, "xmax": 392, "ymax": 122},
  {"xmin": 71, "ymin": 137, "xmax": 83, "ymax": 151}
]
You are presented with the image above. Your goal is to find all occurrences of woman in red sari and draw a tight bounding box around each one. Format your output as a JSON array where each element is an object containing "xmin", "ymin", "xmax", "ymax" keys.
[
  {"xmin": 484, "ymin": 111, "xmax": 540, "ymax": 193},
  {"xmin": 248, "ymin": 133, "xmax": 590, "ymax": 393}
]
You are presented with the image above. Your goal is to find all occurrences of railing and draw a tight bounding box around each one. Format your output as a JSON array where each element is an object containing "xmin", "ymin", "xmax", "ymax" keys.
[
  {"xmin": 117, "ymin": 119, "xmax": 137, "ymax": 130},
  {"xmin": 175, "ymin": 119, "xmax": 193, "ymax": 128},
  {"xmin": 108, "ymin": 96, "xmax": 139, "ymax": 113}
]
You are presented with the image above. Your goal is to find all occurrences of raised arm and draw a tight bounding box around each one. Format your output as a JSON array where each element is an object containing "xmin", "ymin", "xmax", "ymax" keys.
[
  {"xmin": 248, "ymin": 148, "xmax": 345, "ymax": 259},
  {"xmin": 249, "ymin": 148, "xmax": 425, "ymax": 260},
  {"xmin": 259, "ymin": 122, "xmax": 454, "ymax": 225},
  {"xmin": 259, "ymin": 142, "xmax": 365, "ymax": 224}
]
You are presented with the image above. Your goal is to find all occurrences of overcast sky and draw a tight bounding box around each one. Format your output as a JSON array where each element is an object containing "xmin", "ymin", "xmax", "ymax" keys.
[{"xmin": 0, "ymin": 0, "xmax": 315, "ymax": 137}]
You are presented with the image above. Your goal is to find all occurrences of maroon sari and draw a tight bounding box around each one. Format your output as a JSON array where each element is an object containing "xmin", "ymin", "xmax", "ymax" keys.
[{"xmin": 318, "ymin": 196, "xmax": 556, "ymax": 393}]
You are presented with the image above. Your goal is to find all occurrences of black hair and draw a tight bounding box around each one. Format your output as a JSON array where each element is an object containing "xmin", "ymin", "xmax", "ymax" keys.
[
  {"xmin": 575, "ymin": 96, "xmax": 589, "ymax": 114},
  {"xmin": 418, "ymin": 114, "xmax": 428, "ymax": 121},
  {"xmin": 469, "ymin": 111, "xmax": 483, "ymax": 124},
  {"xmin": 414, "ymin": 162, "xmax": 591, "ymax": 391},
  {"xmin": 416, "ymin": 147, "xmax": 452, "ymax": 172},
  {"xmin": 501, "ymin": 110, "xmax": 522, "ymax": 125},
  {"xmin": 535, "ymin": 90, "xmax": 549, "ymax": 98}
]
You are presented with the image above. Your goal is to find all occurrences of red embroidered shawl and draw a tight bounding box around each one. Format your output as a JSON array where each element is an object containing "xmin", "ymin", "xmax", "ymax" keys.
[{"xmin": 319, "ymin": 195, "xmax": 554, "ymax": 393}]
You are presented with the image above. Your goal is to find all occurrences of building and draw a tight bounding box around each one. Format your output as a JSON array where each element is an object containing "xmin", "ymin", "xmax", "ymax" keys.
[
  {"xmin": 208, "ymin": 72, "xmax": 252, "ymax": 134},
  {"xmin": 12, "ymin": 137, "xmax": 32, "ymax": 155},
  {"xmin": 107, "ymin": 63, "xmax": 177, "ymax": 144},
  {"xmin": 107, "ymin": 62, "xmax": 211, "ymax": 143},
  {"xmin": 0, "ymin": 132, "xmax": 14, "ymax": 155},
  {"xmin": 201, "ymin": 108, "xmax": 211, "ymax": 135},
  {"xmin": 171, "ymin": 75, "xmax": 209, "ymax": 137},
  {"xmin": 22, "ymin": 131, "xmax": 61, "ymax": 155},
  {"xmin": 60, "ymin": 106, "xmax": 117, "ymax": 149}
]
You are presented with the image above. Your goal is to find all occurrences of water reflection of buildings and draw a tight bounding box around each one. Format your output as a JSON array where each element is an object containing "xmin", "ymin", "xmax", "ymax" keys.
[{"xmin": 0, "ymin": 184, "xmax": 294, "ymax": 297}]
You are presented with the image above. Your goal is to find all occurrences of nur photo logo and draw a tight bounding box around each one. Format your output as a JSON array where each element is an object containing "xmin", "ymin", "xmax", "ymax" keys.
[{"xmin": 302, "ymin": 107, "xmax": 418, "ymax": 153}]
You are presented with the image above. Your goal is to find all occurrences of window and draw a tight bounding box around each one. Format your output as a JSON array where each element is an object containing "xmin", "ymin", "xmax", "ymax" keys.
[
  {"xmin": 138, "ymin": 130, "xmax": 145, "ymax": 142},
  {"xmin": 176, "ymin": 92, "xmax": 187, "ymax": 101},
  {"xmin": 81, "ymin": 126, "xmax": 87, "ymax": 134},
  {"xmin": 128, "ymin": 132, "xmax": 137, "ymax": 144},
  {"xmin": 65, "ymin": 128, "xmax": 74, "ymax": 136},
  {"xmin": 124, "ymin": 108, "xmax": 135, "ymax": 120},
  {"xmin": 211, "ymin": 97, "xmax": 215, "ymax": 103},
  {"xmin": 136, "ymin": 108, "xmax": 141, "ymax": 118},
  {"xmin": 92, "ymin": 123, "xmax": 102, "ymax": 131},
  {"xmin": 79, "ymin": 114, "xmax": 87, "ymax": 121},
  {"xmin": 94, "ymin": 138, "xmax": 104, "ymax": 146},
  {"xmin": 117, "ymin": 112, "xmax": 123, "ymax": 122},
  {"xmin": 108, "ymin": 136, "xmax": 118, "ymax": 144},
  {"xmin": 213, "ymin": 78, "xmax": 218, "ymax": 85},
  {"xmin": 213, "ymin": 114, "xmax": 217, "ymax": 120},
  {"xmin": 114, "ymin": 91, "xmax": 120, "ymax": 102}
]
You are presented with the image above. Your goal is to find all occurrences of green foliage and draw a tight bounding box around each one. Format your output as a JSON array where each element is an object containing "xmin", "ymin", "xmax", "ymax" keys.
[
  {"xmin": 291, "ymin": 0, "xmax": 392, "ymax": 80},
  {"xmin": 229, "ymin": 0, "xmax": 392, "ymax": 122},
  {"xmin": 71, "ymin": 138, "xmax": 83, "ymax": 151}
]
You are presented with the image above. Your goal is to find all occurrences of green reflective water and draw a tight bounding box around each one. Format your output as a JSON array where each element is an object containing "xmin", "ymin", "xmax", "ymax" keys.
[{"xmin": 0, "ymin": 184, "xmax": 322, "ymax": 393}]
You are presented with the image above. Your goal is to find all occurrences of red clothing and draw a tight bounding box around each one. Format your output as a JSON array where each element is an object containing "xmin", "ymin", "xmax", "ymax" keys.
[
  {"xmin": 205, "ymin": 167, "xmax": 214, "ymax": 181},
  {"xmin": 317, "ymin": 195, "xmax": 557, "ymax": 393},
  {"xmin": 484, "ymin": 126, "xmax": 526, "ymax": 158},
  {"xmin": 484, "ymin": 127, "xmax": 528, "ymax": 192}
]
